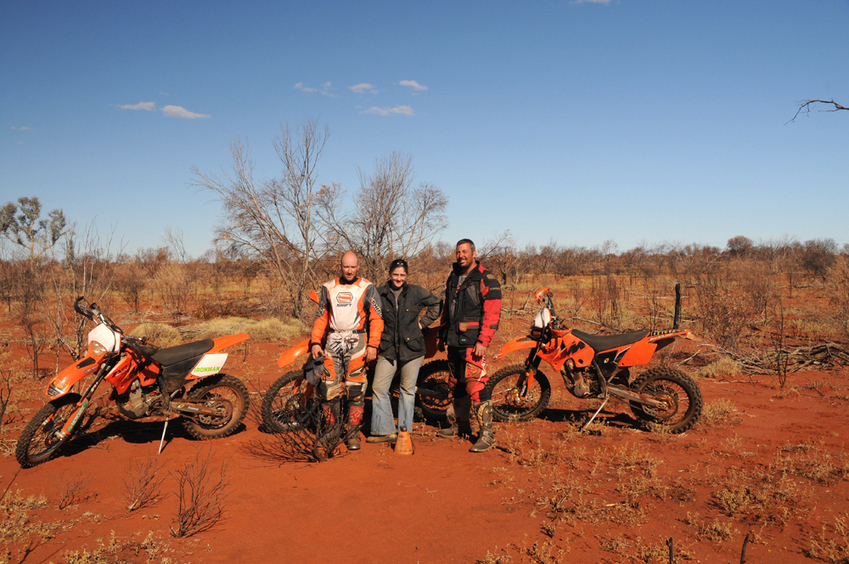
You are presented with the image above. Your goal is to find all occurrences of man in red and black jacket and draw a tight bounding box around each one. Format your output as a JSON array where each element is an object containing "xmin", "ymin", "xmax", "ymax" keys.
[{"xmin": 437, "ymin": 238, "xmax": 502, "ymax": 452}]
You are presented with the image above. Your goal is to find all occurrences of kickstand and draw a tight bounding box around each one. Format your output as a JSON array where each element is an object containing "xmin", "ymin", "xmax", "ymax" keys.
[
  {"xmin": 581, "ymin": 395, "xmax": 610, "ymax": 431},
  {"xmin": 157, "ymin": 416, "xmax": 170, "ymax": 454}
]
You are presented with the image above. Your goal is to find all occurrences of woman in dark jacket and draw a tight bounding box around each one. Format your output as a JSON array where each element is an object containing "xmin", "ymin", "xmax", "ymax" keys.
[{"xmin": 367, "ymin": 259, "xmax": 441, "ymax": 443}]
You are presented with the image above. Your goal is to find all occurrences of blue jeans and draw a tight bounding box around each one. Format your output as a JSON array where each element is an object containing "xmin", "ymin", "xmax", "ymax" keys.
[{"xmin": 370, "ymin": 355, "xmax": 424, "ymax": 435}]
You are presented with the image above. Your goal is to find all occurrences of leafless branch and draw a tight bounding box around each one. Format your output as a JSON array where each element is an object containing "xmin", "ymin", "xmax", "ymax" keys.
[
  {"xmin": 789, "ymin": 99, "xmax": 849, "ymax": 123},
  {"xmin": 170, "ymin": 447, "xmax": 230, "ymax": 538},
  {"xmin": 124, "ymin": 457, "xmax": 166, "ymax": 512},
  {"xmin": 53, "ymin": 472, "xmax": 91, "ymax": 509}
]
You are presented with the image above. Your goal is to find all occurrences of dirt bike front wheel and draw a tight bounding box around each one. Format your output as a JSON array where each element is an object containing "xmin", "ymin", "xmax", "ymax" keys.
[
  {"xmin": 261, "ymin": 370, "xmax": 314, "ymax": 433},
  {"xmin": 485, "ymin": 364, "xmax": 551, "ymax": 422},
  {"xmin": 15, "ymin": 393, "xmax": 82, "ymax": 468},
  {"xmin": 182, "ymin": 374, "xmax": 249, "ymax": 440},
  {"xmin": 629, "ymin": 367, "xmax": 703, "ymax": 434},
  {"xmin": 415, "ymin": 359, "xmax": 451, "ymax": 422}
]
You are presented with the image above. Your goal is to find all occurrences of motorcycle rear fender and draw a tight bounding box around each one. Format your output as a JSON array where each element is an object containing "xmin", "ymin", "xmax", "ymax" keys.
[
  {"xmin": 493, "ymin": 336, "xmax": 537, "ymax": 361},
  {"xmin": 277, "ymin": 339, "xmax": 311, "ymax": 370},
  {"xmin": 208, "ymin": 333, "xmax": 250, "ymax": 353},
  {"xmin": 617, "ymin": 329, "xmax": 690, "ymax": 367}
]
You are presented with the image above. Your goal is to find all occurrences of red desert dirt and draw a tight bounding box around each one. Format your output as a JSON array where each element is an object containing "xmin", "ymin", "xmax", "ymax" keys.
[{"xmin": 3, "ymin": 312, "xmax": 849, "ymax": 564}]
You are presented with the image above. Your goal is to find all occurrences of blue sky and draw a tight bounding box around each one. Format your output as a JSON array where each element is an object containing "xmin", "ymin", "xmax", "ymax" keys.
[{"xmin": 2, "ymin": 0, "xmax": 847, "ymax": 259}]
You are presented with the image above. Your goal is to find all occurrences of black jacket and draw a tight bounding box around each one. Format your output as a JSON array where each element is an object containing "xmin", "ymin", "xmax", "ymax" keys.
[
  {"xmin": 377, "ymin": 282, "xmax": 442, "ymax": 362},
  {"xmin": 441, "ymin": 261, "xmax": 502, "ymax": 349}
]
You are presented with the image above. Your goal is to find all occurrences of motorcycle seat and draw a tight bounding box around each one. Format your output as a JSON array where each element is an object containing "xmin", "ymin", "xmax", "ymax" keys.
[
  {"xmin": 152, "ymin": 339, "xmax": 215, "ymax": 367},
  {"xmin": 571, "ymin": 329, "xmax": 650, "ymax": 353}
]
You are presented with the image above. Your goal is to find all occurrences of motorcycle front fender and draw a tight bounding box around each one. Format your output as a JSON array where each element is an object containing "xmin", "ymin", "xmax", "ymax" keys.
[
  {"xmin": 46, "ymin": 356, "xmax": 102, "ymax": 399},
  {"xmin": 277, "ymin": 339, "xmax": 311, "ymax": 369},
  {"xmin": 493, "ymin": 337, "xmax": 537, "ymax": 361}
]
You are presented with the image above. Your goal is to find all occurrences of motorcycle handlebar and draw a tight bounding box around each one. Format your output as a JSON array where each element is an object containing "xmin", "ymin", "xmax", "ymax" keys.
[{"xmin": 74, "ymin": 296, "xmax": 93, "ymax": 320}]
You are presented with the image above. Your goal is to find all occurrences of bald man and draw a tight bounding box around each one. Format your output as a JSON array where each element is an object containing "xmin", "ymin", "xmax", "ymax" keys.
[{"xmin": 310, "ymin": 251, "xmax": 383, "ymax": 451}]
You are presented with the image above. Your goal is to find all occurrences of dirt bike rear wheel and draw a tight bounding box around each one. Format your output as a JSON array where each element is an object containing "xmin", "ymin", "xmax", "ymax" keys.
[
  {"xmin": 182, "ymin": 374, "xmax": 249, "ymax": 440},
  {"xmin": 15, "ymin": 393, "xmax": 82, "ymax": 468},
  {"xmin": 415, "ymin": 360, "xmax": 451, "ymax": 421},
  {"xmin": 629, "ymin": 367, "xmax": 702, "ymax": 433},
  {"xmin": 485, "ymin": 364, "xmax": 551, "ymax": 422},
  {"xmin": 261, "ymin": 370, "xmax": 314, "ymax": 433}
]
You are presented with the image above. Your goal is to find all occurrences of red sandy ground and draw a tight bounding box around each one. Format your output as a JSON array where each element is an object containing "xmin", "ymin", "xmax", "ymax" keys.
[{"xmin": 3, "ymin": 322, "xmax": 849, "ymax": 563}]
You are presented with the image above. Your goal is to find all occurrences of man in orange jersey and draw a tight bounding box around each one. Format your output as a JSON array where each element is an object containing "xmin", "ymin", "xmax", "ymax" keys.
[{"xmin": 311, "ymin": 251, "xmax": 383, "ymax": 451}]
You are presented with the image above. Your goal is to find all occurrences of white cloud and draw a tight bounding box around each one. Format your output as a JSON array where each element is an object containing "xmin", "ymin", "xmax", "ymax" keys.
[
  {"xmin": 570, "ymin": 0, "xmax": 611, "ymax": 4},
  {"xmin": 362, "ymin": 105, "xmax": 416, "ymax": 116},
  {"xmin": 399, "ymin": 80, "xmax": 428, "ymax": 91},
  {"xmin": 161, "ymin": 105, "xmax": 211, "ymax": 119},
  {"xmin": 296, "ymin": 81, "xmax": 336, "ymax": 96},
  {"xmin": 10, "ymin": 126, "xmax": 31, "ymax": 130},
  {"xmin": 295, "ymin": 82, "xmax": 318, "ymax": 93},
  {"xmin": 349, "ymin": 83, "xmax": 376, "ymax": 94},
  {"xmin": 119, "ymin": 101, "xmax": 156, "ymax": 111}
]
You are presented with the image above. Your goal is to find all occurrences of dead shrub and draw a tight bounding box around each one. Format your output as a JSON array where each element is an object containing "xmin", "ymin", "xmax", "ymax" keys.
[
  {"xmin": 807, "ymin": 513, "xmax": 849, "ymax": 563},
  {"xmin": 129, "ymin": 323, "xmax": 181, "ymax": 347},
  {"xmin": 170, "ymin": 447, "xmax": 230, "ymax": 538},
  {"xmin": 697, "ymin": 356, "xmax": 742, "ymax": 380},
  {"xmin": 700, "ymin": 398, "xmax": 739, "ymax": 427},
  {"xmin": 53, "ymin": 472, "xmax": 91, "ymax": 510},
  {"xmin": 124, "ymin": 457, "xmax": 166, "ymax": 512}
]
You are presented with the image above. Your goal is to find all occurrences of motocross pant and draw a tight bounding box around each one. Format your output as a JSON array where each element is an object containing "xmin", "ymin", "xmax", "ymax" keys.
[
  {"xmin": 446, "ymin": 346, "xmax": 491, "ymax": 404},
  {"xmin": 319, "ymin": 331, "xmax": 367, "ymax": 429}
]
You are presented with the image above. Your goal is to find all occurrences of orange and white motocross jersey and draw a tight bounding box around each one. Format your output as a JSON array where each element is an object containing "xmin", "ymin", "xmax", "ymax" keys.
[{"xmin": 311, "ymin": 277, "xmax": 384, "ymax": 349}]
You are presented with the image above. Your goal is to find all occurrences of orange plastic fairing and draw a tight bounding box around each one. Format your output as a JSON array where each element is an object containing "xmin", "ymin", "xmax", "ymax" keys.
[
  {"xmin": 209, "ymin": 333, "xmax": 250, "ymax": 353},
  {"xmin": 277, "ymin": 339, "xmax": 311, "ymax": 369},
  {"xmin": 494, "ymin": 336, "xmax": 537, "ymax": 360}
]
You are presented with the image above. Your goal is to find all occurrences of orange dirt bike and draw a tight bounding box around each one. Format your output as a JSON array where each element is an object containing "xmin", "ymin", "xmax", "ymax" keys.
[
  {"xmin": 261, "ymin": 292, "xmax": 451, "ymax": 434},
  {"xmin": 16, "ymin": 297, "xmax": 250, "ymax": 468},
  {"xmin": 487, "ymin": 288, "xmax": 702, "ymax": 433}
]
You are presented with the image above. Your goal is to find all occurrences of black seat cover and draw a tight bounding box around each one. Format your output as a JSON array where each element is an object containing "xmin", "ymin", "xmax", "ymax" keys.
[
  {"xmin": 151, "ymin": 339, "xmax": 215, "ymax": 367},
  {"xmin": 571, "ymin": 329, "xmax": 650, "ymax": 353}
]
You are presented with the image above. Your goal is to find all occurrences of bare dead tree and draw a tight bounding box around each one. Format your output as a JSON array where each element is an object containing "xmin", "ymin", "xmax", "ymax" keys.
[
  {"xmin": 47, "ymin": 222, "xmax": 118, "ymax": 363},
  {"xmin": 316, "ymin": 151, "xmax": 448, "ymax": 282},
  {"xmin": 193, "ymin": 120, "xmax": 332, "ymax": 320},
  {"xmin": 170, "ymin": 447, "xmax": 230, "ymax": 538},
  {"xmin": 0, "ymin": 369, "xmax": 12, "ymax": 432},
  {"xmin": 789, "ymin": 99, "xmax": 849, "ymax": 122}
]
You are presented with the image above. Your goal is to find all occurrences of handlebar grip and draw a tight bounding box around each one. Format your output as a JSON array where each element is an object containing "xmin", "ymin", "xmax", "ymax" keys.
[{"xmin": 73, "ymin": 296, "xmax": 90, "ymax": 318}]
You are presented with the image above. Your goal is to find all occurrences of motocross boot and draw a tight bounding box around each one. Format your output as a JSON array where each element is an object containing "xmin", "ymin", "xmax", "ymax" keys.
[
  {"xmin": 469, "ymin": 399, "xmax": 496, "ymax": 453},
  {"xmin": 346, "ymin": 395, "xmax": 365, "ymax": 451},
  {"xmin": 437, "ymin": 396, "xmax": 472, "ymax": 438}
]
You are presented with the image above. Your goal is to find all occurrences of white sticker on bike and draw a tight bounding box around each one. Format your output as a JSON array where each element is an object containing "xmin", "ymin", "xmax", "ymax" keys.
[{"xmin": 191, "ymin": 353, "xmax": 228, "ymax": 376}]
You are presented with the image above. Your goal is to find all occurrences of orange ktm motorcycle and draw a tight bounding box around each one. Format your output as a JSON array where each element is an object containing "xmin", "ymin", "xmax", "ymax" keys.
[
  {"xmin": 261, "ymin": 292, "xmax": 451, "ymax": 434},
  {"xmin": 487, "ymin": 288, "xmax": 702, "ymax": 433},
  {"xmin": 16, "ymin": 297, "xmax": 250, "ymax": 468}
]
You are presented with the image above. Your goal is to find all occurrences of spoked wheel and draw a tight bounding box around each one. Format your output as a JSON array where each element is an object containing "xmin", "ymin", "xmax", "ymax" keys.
[
  {"xmin": 182, "ymin": 374, "xmax": 249, "ymax": 439},
  {"xmin": 485, "ymin": 364, "xmax": 551, "ymax": 422},
  {"xmin": 415, "ymin": 360, "xmax": 451, "ymax": 421},
  {"xmin": 16, "ymin": 393, "xmax": 82, "ymax": 468},
  {"xmin": 630, "ymin": 367, "xmax": 703, "ymax": 433},
  {"xmin": 261, "ymin": 370, "xmax": 317, "ymax": 433}
]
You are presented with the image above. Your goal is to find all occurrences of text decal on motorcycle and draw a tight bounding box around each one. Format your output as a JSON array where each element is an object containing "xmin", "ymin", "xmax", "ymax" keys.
[{"xmin": 190, "ymin": 353, "xmax": 228, "ymax": 377}]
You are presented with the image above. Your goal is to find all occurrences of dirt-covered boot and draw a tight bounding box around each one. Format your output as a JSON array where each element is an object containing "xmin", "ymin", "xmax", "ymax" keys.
[
  {"xmin": 438, "ymin": 396, "xmax": 471, "ymax": 438},
  {"xmin": 469, "ymin": 400, "xmax": 496, "ymax": 453},
  {"xmin": 346, "ymin": 398, "xmax": 365, "ymax": 451}
]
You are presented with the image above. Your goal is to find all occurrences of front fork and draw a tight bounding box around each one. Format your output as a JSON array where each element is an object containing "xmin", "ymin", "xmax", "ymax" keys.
[
  {"xmin": 515, "ymin": 350, "xmax": 543, "ymax": 400},
  {"xmin": 58, "ymin": 362, "xmax": 112, "ymax": 438}
]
